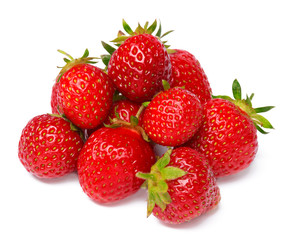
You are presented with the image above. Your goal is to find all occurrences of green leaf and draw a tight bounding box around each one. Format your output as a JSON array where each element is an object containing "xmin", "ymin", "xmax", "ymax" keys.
[
  {"xmin": 158, "ymin": 192, "xmax": 172, "ymax": 205},
  {"xmin": 245, "ymin": 94, "xmax": 252, "ymax": 107},
  {"xmin": 143, "ymin": 21, "xmax": 149, "ymax": 30},
  {"xmin": 63, "ymin": 58, "xmax": 70, "ymax": 63},
  {"xmin": 156, "ymin": 21, "xmax": 162, "ymax": 37},
  {"xmin": 252, "ymin": 114, "xmax": 274, "ymax": 129},
  {"xmin": 147, "ymin": 191, "xmax": 156, "ymax": 217},
  {"xmin": 86, "ymin": 61, "xmax": 98, "ymax": 64},
  {"xmin": 156, "ymin": 180, "xmax": 168, "ymax": 193},
  {"xmin": 154, "ymin": 193, "xmax": 166, "ymax": 211},
  {"xmin": 254, "ymin": 106, "xmax": 275, "ymax": 113},
  {"xmin": 249, "ymin": 93, "xmax": 255, "ymax": 100},
  {"xmin": 142, "ymin": 101, "xmax": 151, "ymax": 107},
  {"xmin": 101, "ymin": 41, "xmax": 116, "ymax": 55},
  {"xmin": 57, "ymin": 49, "xmax": 74, "ymax": 60},
  {"xmin": 130, "ymin": 115, "xmax": 139, "ymax": 126},
  {"xmin": 162, "ymin": 80, "xmax": 171, "ymax": 91},
  {"xmin": 155, "ymin": 148, "xmax": 172, "ymax": 171},
  {"xmin": 166, "ymin": 49, "xmax": 177, "ymax": 54},
  {"xmin": 161, "ymin": 30, "xmax": 174, "ymax": 39},
  {"xmin": 232, "ymin": 79, "xmax": 242, "ymax": 100},
  {"xmin": 160, "ymin": 166, "xmax": 187, "ymax": 180},
  {"xmin": 122, "ymin": 19, "xmax": 134, "ymax": 35},
  {"xmin": 101, "ymin": 54, "xmax": 110, "ymax": 66},
  {"xmin": 70, "ymin": 122, "xmax": 79, "ymax": 132},
  {"xmin": 140, "ymin": 180, "xmax": 148, "ymax": 189},
  {"xmin": 136, "ymin": 172, "xmax": 155, "ymax": 181},
  {"xmin": 254, "ymin": 123, "xmax": 269, "ymax": 134},
  {"xmin": 147, "ymin": 19, "xmax": 157, "ymax": 34},
  {"xmin": 111, "ymin": 35, "xmax": 129, "ymax": 43},
  {"xmin": 212, "ymin": 95, "xmax": 233, "ymax": 101},
  {"xmin": 103, "ymin": 123, "xmax": 120, "ymax": 129},
  {"xmin": 81, "ymin": 48, "xmax": 89, "ymax": 58}
]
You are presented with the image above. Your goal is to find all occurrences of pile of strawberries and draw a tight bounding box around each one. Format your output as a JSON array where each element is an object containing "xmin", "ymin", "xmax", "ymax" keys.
[{"xmin": 18, "ymin": 20, "xmax": 274, "ymax": 225}]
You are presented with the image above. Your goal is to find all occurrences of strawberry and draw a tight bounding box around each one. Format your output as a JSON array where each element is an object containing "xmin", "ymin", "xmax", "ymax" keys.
[
  {"xmin": 50, "ymin": 79, "xmax": 60, "ymax": 114},
  {"xmin": 18, "ymin": 114, "xmax": 84, "ymax": 178},
  {"xmin": 82, "ymin": 99, "xmax": 144, "ymax": 141},
  {"xmin": 137, "ymin": 147, "xmax": 221, "ymax": 224},
  {"xmin": 105, "ymin": 20, "xmax": 172, "ymax": 102},
  {"xmin": 185, "ymin": 79, "xmax": 274, "ymax": 177},
  {"xmin": 142, "ymin": 82, "xmax": 203, "ymax": 146},
  {"xmin": 56, "ymin": 49, "xmax": 115, "ymax": 129},
  {"xmin": 77, "ymin": 126, "xmax": 155, "ymax": 203},
  {"xmin": 169, "ymin": 49, "xmax": 212, "ymax": 104},
  {"xmin": 103, "ymin": 99, "xmax": 143, "ymax": 125}
]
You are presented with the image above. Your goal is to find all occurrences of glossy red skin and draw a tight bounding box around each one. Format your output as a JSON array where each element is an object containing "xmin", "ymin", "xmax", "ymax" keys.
[
  {"xmin": 169, "ymin": 49, "xmax": 212, "ymax": 104},
  {"xmin": 185, "ymin": 98, "xmax": 258, "ymax": 177},
  {"xmin": 51, "ymin": 81, "xmax": 59, "ymax": 114},
  {"xmin": 142, "ymin": 87, "xmax": 203, "ymax": 146},
  {"xmin": 108, "ymin": 34, "xmax": 172, "ymax": 102},
  {"xmin": 77, "ymin": 127, "xmax": 155, "ymax": 203},
  {"xmin": 18, "ymin": 114, "xmax": 84, "ymax": 178},
  {"xmin": 58, "ymin": 64, "xmax": 114, "ymax": 129},
  {"xmin": 103, "ymin": 99, "xmax": 143, "ymax": 125},
  {"xmin": 153, "ymin": 147, "xmax": 221, "ymax": 224}
]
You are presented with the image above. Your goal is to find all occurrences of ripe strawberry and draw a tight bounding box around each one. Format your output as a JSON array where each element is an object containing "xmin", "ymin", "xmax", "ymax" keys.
[
  {"xmin": 185, "ymin": 79, "xmax": 274, "ymax": 177},
  {"xmin": 18, "ymin": 114, "xmax": 84, "ymax": 178},
  {"xmin": 106, "ymin": 20, "xmax": 172, "ymax": 102},
  {"xmin": 103, "ymin": 99, "xmax": 143, "ymax": 125},
  {"xmin": 51, "ymin": 79, "xmax": 61, "ymax": 114},
  {"xmin": 137, "ymin": 147, "xmax": 221, "ymax": 224},
  {"xmin": 169, "ymin": 49, "xmax": 212, "ymax": 104},
  {"xmin": 142, "ymin": 83, "xmax": 203, "ymax": 146},
  {"xmin": 77, "ymin": 126, "xmax": 155, "ymax": 203},
  {"xmin": 57, "ymin": 49, "xmax": 114, "ymax": 129}
]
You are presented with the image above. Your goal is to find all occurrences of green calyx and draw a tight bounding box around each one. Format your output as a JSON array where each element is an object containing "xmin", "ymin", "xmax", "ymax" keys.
[
  {"xmin": 101, "ymin": 19, "xmax": 173, "ymax": 67},
  {"xmin": 212, "ymin": 79, "xmax": 275, "ymax": 134},
  {"xmin": 104, "ymin": 104, "xmax": 149, "ymax": 142},
  {"xmin": 57, "ymin": 49, "xmax": 98, "ymax": 81},
  {"xmin": 136, "ymin": 148, "xmax": 187, "ymax": 217}
]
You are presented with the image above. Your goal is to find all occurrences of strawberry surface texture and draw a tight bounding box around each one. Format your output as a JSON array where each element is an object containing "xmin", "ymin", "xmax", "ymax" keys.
[
  {"xmin": 58, "ymin": 64, "xmax": 114, "ymax": 129},
  {"xmin": 142, "ymin": 86, "xmax": 203, "ymax": 146},
  {"xmin": 77, "ymin": 127, "xmax": 155, "ymax": 203},
  {"xmin": 186, "ymin": 98, "xmax": 258, "ymax": 177},
  {"xmin": 169, "ymin": 49, "xmax": 212, "ymax": 104},
  {"xmin": 18, "ymin": 114, "xmax": 84, "ymax": 178},
  {"xmin": 108, "ymin": 34, "xmax": 172, "ymax": 102},
  {"xmin": 17, "ymin": 19, "xmax": 274, "ymax": 226}
]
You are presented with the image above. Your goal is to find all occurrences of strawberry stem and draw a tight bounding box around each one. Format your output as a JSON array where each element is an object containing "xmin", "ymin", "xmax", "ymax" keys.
[{"xmin": 136, "ymin": 149, "xmax": 187, "ymax": 217}]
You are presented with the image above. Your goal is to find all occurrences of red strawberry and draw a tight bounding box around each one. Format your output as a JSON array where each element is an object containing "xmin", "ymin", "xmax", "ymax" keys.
[
  {"xmin": 77, "ymin": 126, "xmax": 155, "ymax": 203},
  {"xmin": 137, "ymin": 147, "xmax": 221, "ymax": 224},
  {"xmin": 50, "ymin": 80, "xmax": 60, "ymax": 114},
  {"xmin": 58, "ymin": 60, "xmax": 114, "ymax": 129},
  {"xmin": 169, "ymin": 49, "xmax": 212, "ymax": 104},
  {"xmin": 103, "ymin": 99, "xmax": 143, "ymax": 125},
  {"xmin": 185, "ymin": 79, "xmax": 274, "ymax": 177},
  {"xmin": 142, "ymin": 83, "xmax": 203, "ymax": 146},
  {"xmin": 18, "ymin": 114, "xmax": 84, "ymax": 178},
  {"xmin": 54, "ymin": 49, "xmax": 115, "ymax": 129},
  {"xmin": 106, "ymin": 20, "xmax": 172, "ymax": 102}
]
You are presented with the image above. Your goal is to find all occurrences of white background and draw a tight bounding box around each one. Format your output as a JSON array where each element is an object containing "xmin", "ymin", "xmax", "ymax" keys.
[{"xmin": 1, "ymin": 0, "xmax": 289, "ymax": 239}]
